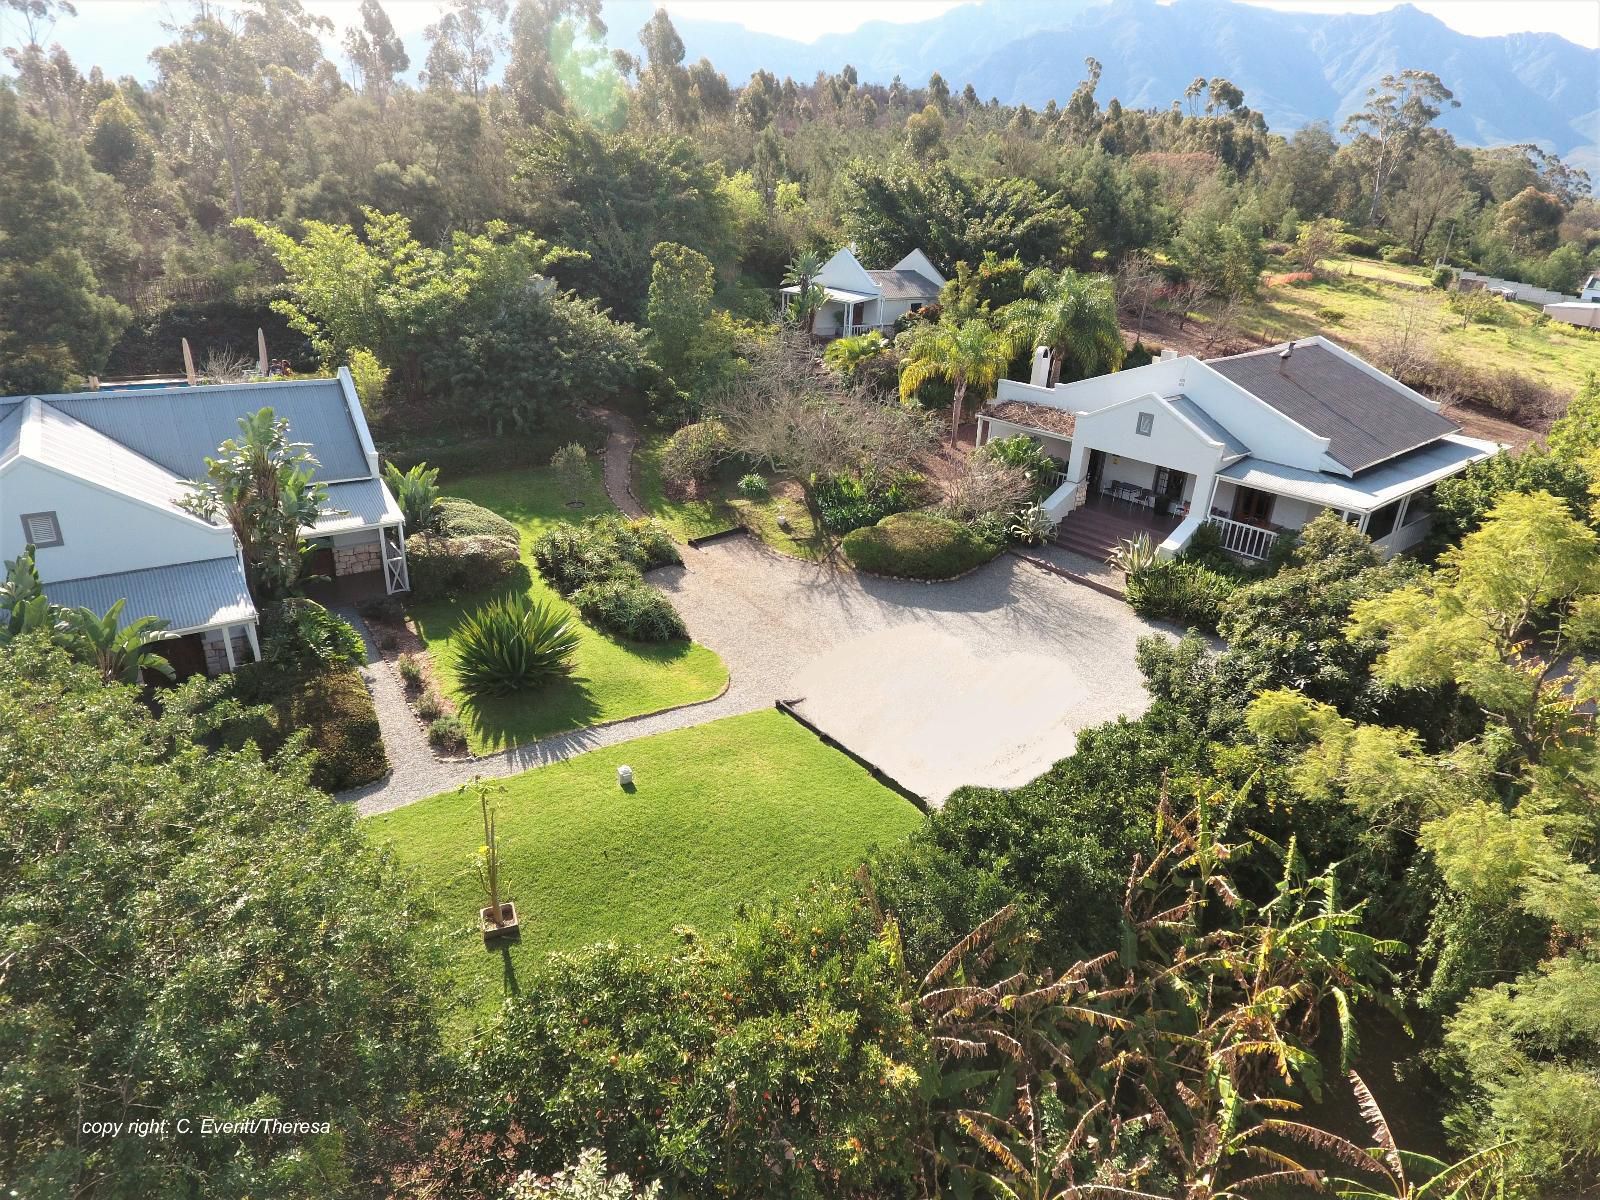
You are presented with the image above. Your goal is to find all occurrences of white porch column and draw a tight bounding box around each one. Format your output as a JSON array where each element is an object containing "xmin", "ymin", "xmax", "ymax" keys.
[
  {"xmin": 243, "ymin": 622, "xmax": 262, "ymax": 663},
  {"xmin": 221, "ymin": 625, "xmax": 237, "ymax": 671}
]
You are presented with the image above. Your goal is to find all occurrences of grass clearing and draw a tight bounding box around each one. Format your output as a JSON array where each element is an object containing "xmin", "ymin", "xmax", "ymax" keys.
[
  {"xmin": 1219, "ymin": 257, "xmax": 1600, "ymax": 397},
  {"xmin": 409, "ymin": 465, "xmax": 728, "ymax": 754},
  {"xmin": 636, "ymin": 433, "xmax": 826, "ymax": 558},
  {"xmin": 367, "ymin": 709, "xmax": 926, "ymax": 1030}
]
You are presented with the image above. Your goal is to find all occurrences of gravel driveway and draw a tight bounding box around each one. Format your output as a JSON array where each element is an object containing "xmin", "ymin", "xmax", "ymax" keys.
[
  {"xmin": 345, "ymin": 538, "xmax": 1171, "ymax": 814},
  {"xmin": 652, "ymin": 539, "xmax": 1171, "ymax": 803}
]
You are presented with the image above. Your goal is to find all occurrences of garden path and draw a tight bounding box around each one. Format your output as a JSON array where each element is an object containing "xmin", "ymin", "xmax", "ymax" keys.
[{"xmin": 592, "ymin": 405, "xmax": 647, "ymax": 518}]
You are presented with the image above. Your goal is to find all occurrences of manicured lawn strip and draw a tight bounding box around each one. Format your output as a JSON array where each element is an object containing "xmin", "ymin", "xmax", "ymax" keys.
[
  {"xmin": 636, "ymin": 432, "xmax": 826, "ymax": 558},
  {"xmin": 411, "ymin": 465, "xmax": 728, "ymax": 754},
  {"xmin": 367, "ymin": 709, "xmax": 926, "ymax": 1028}
]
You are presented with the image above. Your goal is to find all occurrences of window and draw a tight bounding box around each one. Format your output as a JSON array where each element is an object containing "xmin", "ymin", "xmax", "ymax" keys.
[
  {"xmin": 1135, "ymin": 412, "xmax": 1154, "ymax": 436},
  {"xmin": 1365, "ymin": 499, "xmax": 1402, "ymax": 540},
  {"xmin": 20, "ymin": 511, "xmax": 62, "ymax": 548}
]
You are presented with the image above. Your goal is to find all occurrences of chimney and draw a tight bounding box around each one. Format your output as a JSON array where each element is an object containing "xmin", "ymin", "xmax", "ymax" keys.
[
  {"xmin": 1278, "ymin": 341, "xmax": 1294, "ymax": 371},
  {"xmin": 1159, "ymin": 347, "xmax": 1178, "ymax": 361},
  {"xmin": 1029, "ymin": 346, "xmax": 1052, "ymax": 388}
]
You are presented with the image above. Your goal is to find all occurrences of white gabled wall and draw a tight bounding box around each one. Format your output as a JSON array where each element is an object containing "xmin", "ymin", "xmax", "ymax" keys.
[
  {"xmin": 1069, "ymin": 395, "xmax": 1226, "ymax": 515},
  {"xmin": 815, "ymin": 248, "xmax": 878, "ymax": 295},
  {"xmin": 892, "ymin": 248, "xmax": 946, "ymax": 288},
  {"xmin": 2, "ymin": 459, "xmax": 236, "ymax": 583}
]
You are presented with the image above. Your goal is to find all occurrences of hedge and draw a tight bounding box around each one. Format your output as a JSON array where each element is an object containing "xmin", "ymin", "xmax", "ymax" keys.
[
  {"xmin": 434, "ymin": 496, "xmax": 522, "ymax": 542},
  {"xmin": 571, "ymin": 576, "xmax": 687, "ymax": 642},
  {"xmin": 224, "ymin": 665, "xmax": 389, "ymax": 791},
  {"xmin": 841, "ymin": 512, "xmax": 1004, "ymax": 580},
  {"xmin": 406, "ymin": 533, "xmax": 522, "ymax": 602}
]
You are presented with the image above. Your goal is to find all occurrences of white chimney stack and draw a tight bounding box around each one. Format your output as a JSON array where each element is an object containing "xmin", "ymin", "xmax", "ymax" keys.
[{"xmin": 1029, "ymin": 346, "xmax": 1052, "ymax": 388}]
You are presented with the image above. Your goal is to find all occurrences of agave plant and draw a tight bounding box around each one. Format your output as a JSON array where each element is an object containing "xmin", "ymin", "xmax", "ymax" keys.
[
  {"xmin": 454, "ymin": 595, "xmax": 580, "ymax": 696},
  {"xmin": 1106, "ymin": 533, "xmax": 1159, "ymax": 574},
  {"xmin": 61, "ymin": 600, "xmax": 175, "ymax": 684},
  {"xmin": 1009, "ymin": 502, "xmax": 1059, "ymax": 546}
]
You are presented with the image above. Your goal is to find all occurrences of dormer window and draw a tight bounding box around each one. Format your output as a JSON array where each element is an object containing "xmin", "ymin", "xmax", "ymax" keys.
[
  {"xmin": 21, "ymin": 511, "xmax": 63, "ymax": 548},
  {"xmin": 1135, "ymin": 412, "xmax": 1154, "ymax": 436}
]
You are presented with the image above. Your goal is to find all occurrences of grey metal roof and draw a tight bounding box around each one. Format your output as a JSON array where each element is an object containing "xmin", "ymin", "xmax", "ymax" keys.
[
  {"xmin": 1167, "ymin": 394, "xmax": 1250, "ymax": 459},
  {"xmin": 42, "ymin": 556, "xmax": 256, "ymax": 633},
  {"xmin": 1207, "ymin": 342, "xmax": 1458, "ymax": 473},
  {"xmin": 1217, "ymin": 434, "xmax": 1498, "ymax": 512},
  {"xmin": 865, "ymin": 268, "xmax": 943, "ymax": 301},
  {"xmin": 0, "ymin": 378, "xmax": 371, "ymax": 482},
  {"xmin": 315, "ymin": 478, "xmax": 401, "ymax": 534}
]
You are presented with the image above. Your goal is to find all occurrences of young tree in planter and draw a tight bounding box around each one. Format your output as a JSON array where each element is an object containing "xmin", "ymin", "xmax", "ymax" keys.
[{"xmin": 181, "ymin": 407, "xmax": 329, "ymax": 602}]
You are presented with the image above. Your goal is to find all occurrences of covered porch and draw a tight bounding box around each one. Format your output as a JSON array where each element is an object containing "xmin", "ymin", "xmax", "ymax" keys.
[{"xmin": 778, "ymin": 285, "xmax": 890, "ymax": 339}]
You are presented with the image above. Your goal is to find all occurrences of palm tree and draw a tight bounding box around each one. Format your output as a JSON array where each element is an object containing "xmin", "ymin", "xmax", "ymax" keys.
[
  {"xmin": 782, "ymin": 249, "xmax": 828, "ymax": 336},
  {"xmin": 899, "ymin": 317, "xmax": 1016, "ymax": 444},
  {"xmin": 62, "ymin": 600, "xmax": 175, "ymax": 685},
  {"xmin": 1005, "ymin": 267, "xmax": 1126, "ymax": 387}
]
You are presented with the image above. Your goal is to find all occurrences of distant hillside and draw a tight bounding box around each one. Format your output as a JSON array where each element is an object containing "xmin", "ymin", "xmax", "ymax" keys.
[{"xmin": 602, "ymin": 0, "xmax": 1599, "ymax": 170}]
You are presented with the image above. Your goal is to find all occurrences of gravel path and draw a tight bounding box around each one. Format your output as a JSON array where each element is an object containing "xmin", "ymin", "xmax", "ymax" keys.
[
  {"xmin": 591, "ymin": 405, "xmax": 646, "ymax": 518},
  {"xmin": 341, "ymin": 539, "xmax": 1170, "ymax": 815}
]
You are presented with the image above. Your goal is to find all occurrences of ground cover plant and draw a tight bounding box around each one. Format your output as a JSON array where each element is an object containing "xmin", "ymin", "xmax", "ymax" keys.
[
  {"xmin": 365, "ymin": 709, "xmax": 925, "ymax": 1030},
  {"xmin": 841, "ymin": 510, "xmax": 1004, "ymax": 579},
  {"xmin": 407, "ymin": 467, "xmax": 726, "ymax": 754}
]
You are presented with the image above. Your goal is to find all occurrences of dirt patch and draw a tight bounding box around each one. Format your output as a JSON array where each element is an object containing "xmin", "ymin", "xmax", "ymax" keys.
[{"xmin": 1440, "ymin": 401, "xmax": 1544, "ymax": 454}]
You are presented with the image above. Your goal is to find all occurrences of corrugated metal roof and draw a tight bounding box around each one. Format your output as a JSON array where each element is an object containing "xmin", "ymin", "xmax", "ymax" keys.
[
  {"xmin": 313, "ymin": 478, "xmax": 402, "ymax": 534},
  {"xmin": 1167, "ymin": 394, "xmax": 1250, "ymax": 459},
  {"xmin": 1207, "ymin": 342, "xmax": 1457, "ymax": 473},
  {"xmin": 866, "ymin": 268, "xmax": 942, "ymax": 301},
  {"xmin": 0, "ymin": 378, "xmax": 371, "ymax": 482},
  {"xmin": 42, "ymin": 556, "xmax": 256, "ymax": 633},
  {"xmin": 1218, "ymin": 434, "xmax": 1498, "ymax": 511}
]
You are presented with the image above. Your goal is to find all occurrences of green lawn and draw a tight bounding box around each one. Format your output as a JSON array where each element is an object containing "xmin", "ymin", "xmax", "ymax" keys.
[
  {"xmin": 367, "ymin": 709, "xmax": 925, "ymax": 1027},
  {"xmin": 1225, "ymin": 256, "xmax": 1600, "ymax": 396},
  {"xmin": 410, "ymin": 465, "xmax": 728, "ymax": 754},
  {"xmin": 636, "ymin": 432, "xmax": 825, "ymax": 558}
]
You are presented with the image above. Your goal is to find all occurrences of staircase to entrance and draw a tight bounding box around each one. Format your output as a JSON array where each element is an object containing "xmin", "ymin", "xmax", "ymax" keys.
[{"xmin": 1052, "ymin": 498, "xmax": 1181, "ymax": 561}]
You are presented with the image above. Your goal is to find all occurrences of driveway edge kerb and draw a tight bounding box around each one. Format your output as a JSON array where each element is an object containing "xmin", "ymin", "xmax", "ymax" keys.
[
  {"xmin": 774, "ymin": 699, "xmax": 930, "ymax": 813},
  {"xmin": 1008, "ymin": 546, "xmax": 1128, "ymax": 600}
]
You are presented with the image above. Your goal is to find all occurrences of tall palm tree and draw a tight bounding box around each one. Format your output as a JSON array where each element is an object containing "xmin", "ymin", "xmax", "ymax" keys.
[
  {"xmin": 900, "ymin": 317, "xmax": 1016, "ymax": 444},
  {"xmin": 62, "ymin": 600, "xmax": 175, "ymax": 685},
  {"xmin": 782, "ymin": 249, "xmax": 828, "ymax": 336},
  {"xmin": 1006, "ymin": 267, "xmax": 1126, "ymax": 387}
]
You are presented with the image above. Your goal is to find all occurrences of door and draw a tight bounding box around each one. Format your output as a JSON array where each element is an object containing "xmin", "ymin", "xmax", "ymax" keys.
[
  {"xmin": 1232, "ymin": 486, "xmax": 1274, "ymax": 525},
  {"xmin": 1154, "ymin": 468, "xmax": 1188, "ymax": 514},
  {"xmin": 1087, "ymin": 449, "xmax": 1106, "ymax": 494}
]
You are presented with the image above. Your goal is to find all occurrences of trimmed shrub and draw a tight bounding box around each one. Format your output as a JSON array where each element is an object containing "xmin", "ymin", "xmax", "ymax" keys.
[
  {"xmin": 427, "ymin": 713, "xmax": 467, "ymax": 752},
  {"xmin": 659, "ymin": 420, "xmax": 729, "ymax": 488},
  {"xmin": 434, "ymin": 496, "xmax": 522, "ymax": 542},
  {"xmin": 736, "ymin": 473, "xmax": 769, "ymax": 499},
  {"xmin": 405, "ymin": 533, "xmax": 521, "ymax": 602},
  {"xmin": 454, "ymin": 595, "xmax": 581, "ymax": 696},
  {"xmin": 531, "ymin": 516, "xmax": 681, "ymax": 596},
  {"xmin": 1313, "ymin": 307, "xmax": 1345, "ymax": 324},
  {"xmin": 842, "ymin": 511, "xmax": 1004, "ymax": 580},
  {"xmin": 265, "ymin": 668, "xmax": 389, "ymax": 791},
  {"xmin": 397, "ymin": 653, "xmax": 424, "ymax": 689},
  {"xmin": 1336, "ymin": 232, "xmax": 1382, "ymax": 258},
  {"xmin": 572, "ymin": 576, "xmax": 688, "ymax": 642},
  {"xmin": 1432, "ymin": 265, "xmax": 1454, "ymax": 289},
  {"xmin": 1125, "ymin": 559, "xmax": 1238, "ymax": 632},
  {"xmin": 416, "ymin": 688, "xmax": 444, "ymax": 720}
]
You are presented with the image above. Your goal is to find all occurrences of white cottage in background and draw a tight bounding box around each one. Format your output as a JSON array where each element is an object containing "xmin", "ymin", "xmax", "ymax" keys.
[
  {"xmin": 0, "ymin": 369, "xmax": 407, "ymax": 677},
  {"xmin": 780, "ymin": 246, "xmax": 945, "ymax": 338},
  {"xmin": 976, "ymin": 336, "xmax": 1500, "ymax": 563}
]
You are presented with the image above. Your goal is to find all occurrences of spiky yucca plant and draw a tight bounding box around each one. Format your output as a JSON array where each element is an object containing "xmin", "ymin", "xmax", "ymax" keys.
[{"xmin": 454, "ymin": 595, "xmax": 580, "ymax": 696}]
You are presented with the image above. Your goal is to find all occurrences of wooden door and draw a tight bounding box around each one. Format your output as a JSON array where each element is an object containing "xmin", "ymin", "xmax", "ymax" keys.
[{"xmin": 1232, "ymin": 487, "xmax": 1273, "ymax": 525}]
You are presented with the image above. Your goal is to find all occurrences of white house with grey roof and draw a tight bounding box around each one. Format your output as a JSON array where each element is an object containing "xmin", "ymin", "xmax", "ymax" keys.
[
  {"xmin": 976, "ymin": 336, "xmax": 1500, "ymax": 563},
  {"xmin": 0, "ymin": 368, "xmax": 407, "ymax": 677},
  {"xmin": 779, "ymin": 246, "xmax": 945, "ymax": 338}
]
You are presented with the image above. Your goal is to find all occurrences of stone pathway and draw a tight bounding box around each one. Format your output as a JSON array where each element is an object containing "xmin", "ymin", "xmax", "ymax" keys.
[{"xmin": 591, "ymin": 405, "xmax": 646, "ymax": 518}]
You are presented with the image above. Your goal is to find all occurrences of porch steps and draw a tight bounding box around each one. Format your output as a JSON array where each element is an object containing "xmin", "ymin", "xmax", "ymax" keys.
[{"xmin": 1051, "ymin": 504, "xmax": 1177, "ymax": 562}]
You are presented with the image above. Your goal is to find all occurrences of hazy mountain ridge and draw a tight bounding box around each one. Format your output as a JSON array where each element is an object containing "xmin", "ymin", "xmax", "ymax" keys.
[{"xmin": 603, "ymin": 0, "xmax": 1598, "ymax": 167}]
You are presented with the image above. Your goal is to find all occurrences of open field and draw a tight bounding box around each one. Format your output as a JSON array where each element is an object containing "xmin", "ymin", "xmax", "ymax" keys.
[
  {"xmin": 1224, "ymin": 257, "xmax": 1600, "ymax": 398},
  {"xmin": 366, "ymin": 709, "xmax": 925, "ymax": 1029},
  {"xmin": 409, "ymin": 465, "xmax": 728, "ymax": 754}
]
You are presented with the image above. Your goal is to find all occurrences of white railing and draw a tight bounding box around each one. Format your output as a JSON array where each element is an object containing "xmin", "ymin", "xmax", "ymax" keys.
[
  {"xmin": 1039, "ymin": 467, "xmax": 1066, "ymax": 494},
  {"xmin": 1205, "ymin": 515, "xmax": 1277, "ymax": 561},
  {"xmin": 842, "ymin": 322, "xmax": 896, "ymax": 337}
]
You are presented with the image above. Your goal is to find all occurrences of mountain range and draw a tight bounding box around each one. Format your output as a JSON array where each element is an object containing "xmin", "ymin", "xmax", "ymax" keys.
[{"xmin": 603, "ymin": 0, "xmax": 1600, "ymax": 171}]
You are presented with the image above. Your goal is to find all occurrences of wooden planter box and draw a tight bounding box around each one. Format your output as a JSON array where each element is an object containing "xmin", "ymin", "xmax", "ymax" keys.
[{"xmin": 481, "ymin": 901, "xmax": 520, "ymax": 944}]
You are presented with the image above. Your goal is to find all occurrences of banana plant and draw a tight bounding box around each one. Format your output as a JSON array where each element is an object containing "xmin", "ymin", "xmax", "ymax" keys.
[
  {"xmin": 0, "ymin": 546, "xmax": 66, "ymax": 643},
  {"xmin": 61, "ymin": 600, "xmax": 175, "ymax": 684}
]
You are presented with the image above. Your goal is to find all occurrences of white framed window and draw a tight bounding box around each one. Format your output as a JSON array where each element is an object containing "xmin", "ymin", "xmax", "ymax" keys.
[
  {"xmin": 1135, "ymin": 412, "xmax": 1154, "ymax": 436},
  {"xmin": 20, "ymin": 511, "xmax": 62, "ymax": 548}
]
